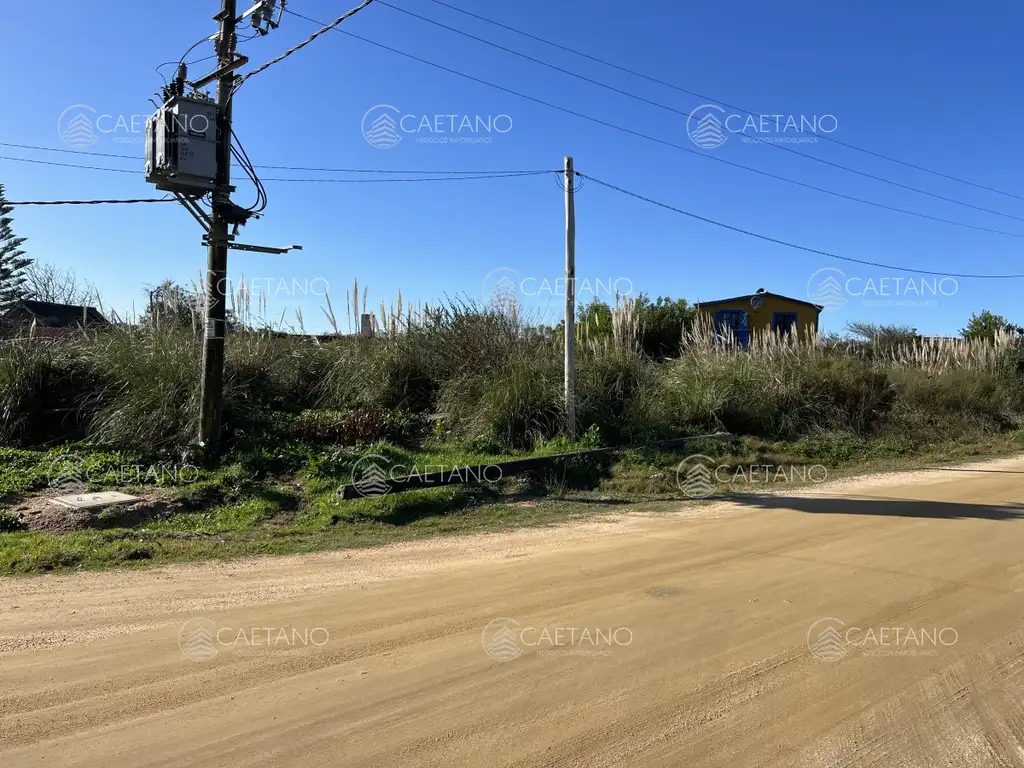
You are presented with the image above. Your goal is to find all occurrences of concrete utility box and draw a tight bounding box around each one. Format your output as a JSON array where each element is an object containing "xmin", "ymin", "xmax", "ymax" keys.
[
  {"xmin": 146, "ymin": 93, "xmax": 219, "ymax": 194},
  {"xmin": 50, "ymin": 492, "xmax": 140, "ymax": 510}
]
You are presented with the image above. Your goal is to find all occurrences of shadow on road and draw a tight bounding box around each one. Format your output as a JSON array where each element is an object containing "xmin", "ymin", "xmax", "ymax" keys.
[{"xmin": 727, "ymin": 494, "xmax": 1024, "ymax": 521}]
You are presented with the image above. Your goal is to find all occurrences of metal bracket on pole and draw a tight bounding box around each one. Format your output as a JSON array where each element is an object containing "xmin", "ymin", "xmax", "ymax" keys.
[
  {"xmin": 173, "ymin": 193, "xmax": 213, "ymax": 232},
  {"xmin": 201, "ymin": 237, "xmax": 302, "ymax": 255},
  {"xmin": 189, "ymin": 55, "xmax": 249, "ymax": 90}
]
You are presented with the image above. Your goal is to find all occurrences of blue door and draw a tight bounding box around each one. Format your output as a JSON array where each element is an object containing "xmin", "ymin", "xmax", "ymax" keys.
[{"xmin": 714, "ymin": 309, "xmax": 749, "ymax": 347}]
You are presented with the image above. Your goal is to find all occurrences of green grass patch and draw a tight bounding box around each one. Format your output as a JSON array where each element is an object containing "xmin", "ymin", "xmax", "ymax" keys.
[{"xmin": 1, "ymin": 433, "xmax": 1021, "ymax": 576}]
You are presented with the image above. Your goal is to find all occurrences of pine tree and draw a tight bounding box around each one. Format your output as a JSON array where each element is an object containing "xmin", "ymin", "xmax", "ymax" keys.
[{"xmin": 0, "ymin": 185, "xmax": 31, "ymax": 312}]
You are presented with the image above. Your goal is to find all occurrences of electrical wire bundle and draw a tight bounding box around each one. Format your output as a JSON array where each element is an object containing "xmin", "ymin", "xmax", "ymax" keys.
[{"xmin": 231, "ymin": 129, "xmax": 267, "ymax": 215}]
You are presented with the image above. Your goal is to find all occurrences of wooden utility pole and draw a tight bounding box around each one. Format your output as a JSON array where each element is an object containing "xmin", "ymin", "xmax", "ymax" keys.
[
  {"xmin": 199, "ymin": 0, "xmax": 238, "ymax": 457},
  {"xmin": 564, "ymin": 155, "xmax": 576, "ymax": 439}
]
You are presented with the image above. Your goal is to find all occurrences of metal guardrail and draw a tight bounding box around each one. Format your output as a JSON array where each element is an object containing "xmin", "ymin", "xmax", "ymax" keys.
[{"xmin": 336, "ymin": 431, "xmax": 736, "ymax": 500}]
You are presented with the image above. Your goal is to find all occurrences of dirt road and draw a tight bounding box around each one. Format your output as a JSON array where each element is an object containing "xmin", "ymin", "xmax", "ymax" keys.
[{"xmin": 3, "ymin": 459, "xmax": 1024, "ymax": 767}]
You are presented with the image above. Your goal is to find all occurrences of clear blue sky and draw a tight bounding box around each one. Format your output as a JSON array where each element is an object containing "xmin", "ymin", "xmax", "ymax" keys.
[{"xmin": 2, "ymin": 0, "xmax": 1022, "ymax": 334}]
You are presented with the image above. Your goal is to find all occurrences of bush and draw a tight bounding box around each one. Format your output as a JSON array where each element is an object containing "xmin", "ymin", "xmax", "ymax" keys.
[
  {"xmin": 0, "ymin": 511, "xmax": 26, "ymax": 532},
  {"xmin": 0, "ymin": 340, "xmax": 101, "ymax": 446},
  {"xmin": 440, "ymin": 348, "xmax": 564, "ymax": 451},
  {"xmin": 577, "ymin": 347, "xmax": 666, "ymax": 443},
  {"xmin": 660, "ymin": 354, "xmax": 819, "ymax": 439},
  {"xmin": 803, "ymin": 356, "xmax": 893, "ymax": 433},
  {"xmin": 87, "ymin": 327, "xmax": 202, "ymax": 449},
  {"xmin": 226, "ymin": 333, "xmax": 327, "ymax": 412},
  {"xmin": 2, "ymin": 298, "xmax": 1023, "ymax": 459},
  {"xmin": 288, "ymin": 407, "xmax": 412, "ymax": 445},
  {"xmin": 888, "ymin": 368, "xmax": 1020, "ymax": 440}
]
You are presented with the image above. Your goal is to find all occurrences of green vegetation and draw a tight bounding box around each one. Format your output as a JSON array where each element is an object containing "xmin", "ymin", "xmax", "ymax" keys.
[
  {"xmin": 0, "ymin": 185, "xmax": 31, "ymax": 312},
  {"xmin": 961, "ymin": 310, "xmax": 1024, "ymax": 341},
  {"xmin": 3, "ymin": 296, "xmax": 1024, "ymax": 575}
]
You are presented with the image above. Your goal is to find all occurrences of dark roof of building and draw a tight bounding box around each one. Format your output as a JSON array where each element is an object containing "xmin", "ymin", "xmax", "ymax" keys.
[
  {"xmin": 3, "ymin": 299, "xmax": 109, "ymax": 327},
  {"xmin": 696, "ymin": 292, "xmax": 824, "ymax": 311}
]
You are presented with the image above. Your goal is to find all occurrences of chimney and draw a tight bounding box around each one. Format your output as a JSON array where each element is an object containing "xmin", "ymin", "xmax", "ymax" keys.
[{"xmin": 360, "ymin": 313, "xmax": 375, "ymax": 338}]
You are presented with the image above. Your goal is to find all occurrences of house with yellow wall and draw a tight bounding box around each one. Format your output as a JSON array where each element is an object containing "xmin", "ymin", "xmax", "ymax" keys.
[{"xmin": 695, "ymin": 289, "xmax": 822, "ymax": 347}]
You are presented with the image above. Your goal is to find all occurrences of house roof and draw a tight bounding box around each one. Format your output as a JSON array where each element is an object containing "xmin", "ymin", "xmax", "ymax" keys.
[
  {"xmin": 4, "ymin": 299, "xmax": 109, "ymax": 327},
  {"xmin": 696, "ymin": 292, "xmax": 824, "ymax": 311}
]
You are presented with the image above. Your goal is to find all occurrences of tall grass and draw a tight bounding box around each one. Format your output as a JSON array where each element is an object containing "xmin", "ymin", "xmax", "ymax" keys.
[{"xmin": 1, "ymin": 292, "xmax": 1022, "ymax": 454}]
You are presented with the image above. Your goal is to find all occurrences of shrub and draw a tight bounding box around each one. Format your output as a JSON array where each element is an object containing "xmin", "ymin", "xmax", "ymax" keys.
[
  {"xmin": 803, "ymin": 356, "xmax": 893, "ymax": 434},
  {"xmin": 288, "ymin": 407, "xmax": 410, "ymax": 445},
  {"xmin": 439, "ymin": 349, "xmax": 564, "ymax": 451},
  {"xmin": 887, "ymin": 368, "xmax": 1019, "ymax": 440},
  {"xmin": 0, "ymin": 511, "xmax": 26, "ymax": 532},
  {"xmin": 0, "ymin": 340, "xmax": 99, "ymax": 446},
  {"xmin": 577, "ymin": 346, "xmax": 666, "ymax": 443},
  {"xmin": 86, "ymin": 327, "xmax": 202, "ymax": 450},
  {"xmin": 2, "ymin": 297, "xmax": 1023, "ymax": 459}
]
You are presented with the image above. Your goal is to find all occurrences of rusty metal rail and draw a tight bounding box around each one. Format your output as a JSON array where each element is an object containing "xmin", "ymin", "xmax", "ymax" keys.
[{"xmin": 336, "ymin": 432, "xmax": 736, "ymax": 500}]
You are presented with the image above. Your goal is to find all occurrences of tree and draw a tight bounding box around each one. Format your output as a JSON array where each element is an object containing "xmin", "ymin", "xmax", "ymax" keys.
[
  {"xmin": 961, "ymin": 310, "xmax": 1023, "ymax": 341},
  {"xmin": 636, "ymin": 295, "xmax": 696, "ymax": 358},
  {"xmin": 845, "ymin": 321, "xmax": 920, "ymax": 347},
  {"xmin": 142, "ymin": 279, "xmax": 238, "ymax": 331},
  {"xmin": 142, "ymin": 279, "xmax": 204, "ymax": 330},
  {"xmin": 572, "ymin": 294, "xmax": 696, "ymax": 358},
  {"xmin": 0, "ymin": 185, "xmax": 31, "ymax": 312},
  {"xmin": 22, "ymin": 261, "xmax": 98, "ymax": 306},
  {"xmin": 577, "ymin": 298, "xmax": 613, "ymax": 340}
]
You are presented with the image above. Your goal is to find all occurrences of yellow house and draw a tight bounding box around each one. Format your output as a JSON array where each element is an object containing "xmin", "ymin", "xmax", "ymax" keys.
[{"xmin": 695, "ymin": 289, "xmax": 822, "ymax": 346}]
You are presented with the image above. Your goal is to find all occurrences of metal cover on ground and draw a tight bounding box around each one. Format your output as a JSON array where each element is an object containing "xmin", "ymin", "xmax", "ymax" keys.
[{"xmin": 50, "ymin": 492, "xmax": 140, "ymax": 510}]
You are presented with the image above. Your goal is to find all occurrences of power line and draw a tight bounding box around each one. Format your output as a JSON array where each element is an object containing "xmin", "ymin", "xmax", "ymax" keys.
[
  {"xmin": 0, "ymin": 143, "xmax": 555, "ymax": 176},
  {"xmin": 0, "ymin": 142, "xmax": 139, "ymax": 160},
  {"xmin": 379, "ymin": 0, "xmax": 1024, "ymax": 223},
  {"xmin": 0, "ymin": 151, "xmax": 553, "ymax": 184},
  {"xmin": 284, "ymin": 10, "xmax": 1024, "ymax": 234},
  {"xmin": 234, "ymin": 0, "xmax": 376, "ymax": 91},
  {"xmin": 155, "ymin": 29, "xmax": 263, "ymax": 83},
  {"xmin": 260, "ymin": 170, "xmax": 554, "ymax": 182},
  {"xmin": 152, "ymin": 31, "xmax": 217, "ymax": 85},
  {"xmin": 0, "ymin": 155, "xmax": 140, "ymax": 174},
  {"xmin": 6, "ymin": 198, "xmax": 174, "ymax": 206},
  {"xmin": 425, "ymin": 0, "xmax": 1024, "ymax": 204},
  {"xmin": 255, "ymin": 163, "xmax": 556, "ymax": 174},
  {"xmin": 579, "ymin": 173, "xmax": 1024, "ymax": 280}
]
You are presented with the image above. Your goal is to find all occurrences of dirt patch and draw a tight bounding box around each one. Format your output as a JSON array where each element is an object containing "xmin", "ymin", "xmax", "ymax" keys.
[
  {"xmin": 645, "ymin": 586, "xmax": 682, "ymax": 597},
  {"xmin": 5, "ymin": 457, "xmax": 1024, "ymax": 766},
  {"xmin": 7, "ymin": 489, "xmax": 185, "ymax": 533}
]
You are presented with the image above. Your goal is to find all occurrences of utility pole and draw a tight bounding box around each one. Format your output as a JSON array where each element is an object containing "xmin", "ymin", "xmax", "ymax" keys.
[
  {"xmin": 147, "ymin": 1, "xmax": 298, "ymax": 461},
  {"xmin": 564, "ymin": 155, "xmax": 576, "ymax": 439},
  {"xmin": 199, "ymin": 0, "xmax": 238, "ymax": 458}
]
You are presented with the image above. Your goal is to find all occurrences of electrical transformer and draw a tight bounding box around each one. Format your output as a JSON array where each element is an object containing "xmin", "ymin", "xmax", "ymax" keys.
[{"xmin": 145, "ymin": 93, "xmax": 219, "ymax": 194}]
